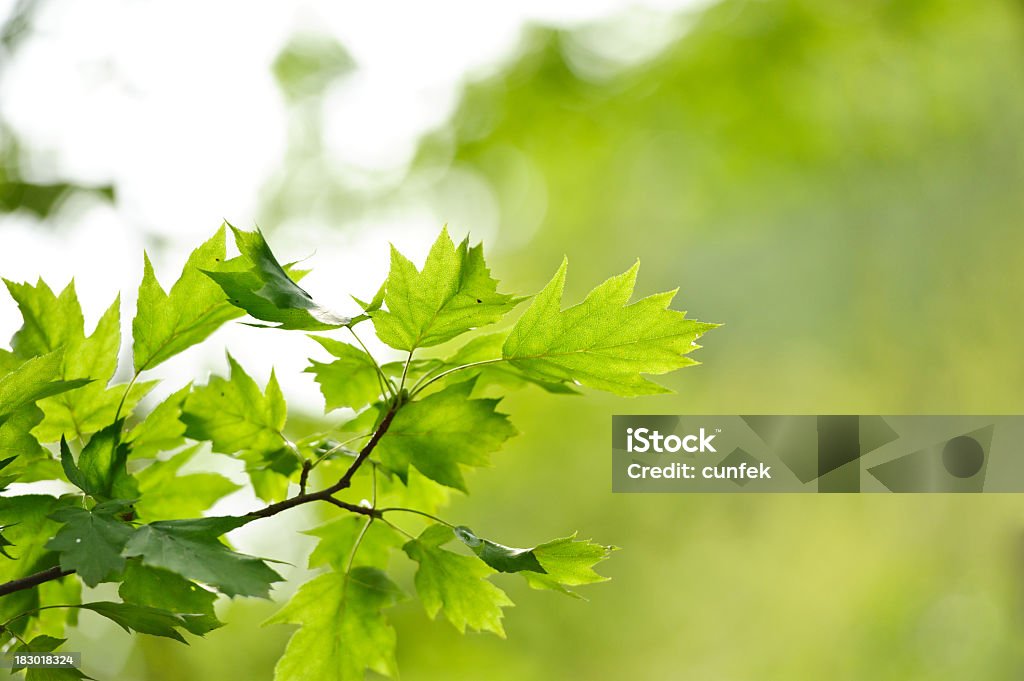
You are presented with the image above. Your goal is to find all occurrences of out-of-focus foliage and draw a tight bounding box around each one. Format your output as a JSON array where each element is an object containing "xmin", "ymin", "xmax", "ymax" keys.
[{"xmin": 412, "ymin": 0, "xmax": 1024, "ymax": 412}]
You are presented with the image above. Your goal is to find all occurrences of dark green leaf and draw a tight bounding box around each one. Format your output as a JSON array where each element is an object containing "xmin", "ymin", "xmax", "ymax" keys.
[
  {"xmin": 45, "ymin": 501, "xmax": 135, "ymax": 587},
  {"xmin": 12, "ymin": 636, "xmax": 90, "ymax": 680},
  {"xmin": 79, "ymin": 601, "xmax": 193, "ymax": 643},
  {"xmin": 122, "ymin": 516, "xmax": 283, "ymax": 598},
  {"xmin": 119, "ymin": 560, "xmax": 222, "ymax": 635},
  {"xmin": 453, "ymin": 525, "xmax": 545, "ymax": 573},
  {"xmin": 61, "ymin": 422, "xmax": 136, "ymax": 501},
  {"xmin": 455, "ymin": 526, "xmax": 615, "ymax": 598},
  {"xmin": 204, "ymin": 225, "xmax": 349, "ymax": 330},
  {"xmin": 0, "ymin": 521, "xmax": 15, "ymax": 558}
]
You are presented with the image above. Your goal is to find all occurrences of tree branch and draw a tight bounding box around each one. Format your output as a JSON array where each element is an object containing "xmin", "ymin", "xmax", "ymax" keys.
[
  {"xmin": 0, "ymin": 399, "xmax": 403, "ymax": 600},
  {"xmin": 0, "ymin": 566, "xmax": 72, "ymax": 598},
  {"xmin": 245, "ymin": 399, "xmax": 399, "ymax": 520}
]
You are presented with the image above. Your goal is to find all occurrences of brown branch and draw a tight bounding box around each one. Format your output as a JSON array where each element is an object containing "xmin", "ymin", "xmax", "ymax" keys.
[
  {"xmin": 0, "ymin": 399, "xmax": 403, "ymax": 600},
  {"xmin": 245, "ymin": 401, "xmax": 399, "ymax": 520},
  {"xmin": 0, "ymin": 566, "xmax": 72, "ymax": 597},
  {"xmin": 297, "ymin": 459, "xmax": 312, "ymax": 495}
]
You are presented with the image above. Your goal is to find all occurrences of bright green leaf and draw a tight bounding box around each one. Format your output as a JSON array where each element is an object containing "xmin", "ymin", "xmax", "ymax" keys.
[
  {"xmin": 181, "ymin": 355, "xmax": 296, "ymax": 501},
  {"xmin": 135, "ymin": 446, "xmax": 239, "ymax": 521},
  {"xmin": 125, "ymin": 385, "xmax": 191, "ymax": 459},
  {"xmin": 3, "ymin": 279, "xmax": 83, "ymax": 358},
  {"xmin": 376, "ymin": 381, "xmax": 516, "ymax": 492},
  {"xmin": 440, "ymin": 332, "xmax": 580, "ymax": 395},
  {"xmin": 0, "ymin": 351, "xmax": 90, "ymax": 425},
  {"xmin": 370, "ymin": 227, "xmax": 524, "ymax": 351},
  {"xmin": 403, "ymin": 524, "xmax": 513, "ymax": 636},
  {"xmin": 132, "ymin": 226, "xmax": 243, "ymax": 372},
  {"xmin": 304, "ymin": 336, "xmax": 383, "ymax": 412},
  {"xmin": 266, "ymin": 567, "xmax": 402, "ymax": 681},
  {"xmin": 503, "ymin": 260, "xmax": 718, "ymax": 396},
  {"xmin": 305, "ymin": 517, "xmax": 402, "ymax": 571}
]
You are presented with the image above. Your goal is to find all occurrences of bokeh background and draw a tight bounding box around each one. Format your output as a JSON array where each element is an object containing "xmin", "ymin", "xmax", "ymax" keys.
[{"xmin": 3, "ymin": 0, "xmax": 1024, "ymax": 678}]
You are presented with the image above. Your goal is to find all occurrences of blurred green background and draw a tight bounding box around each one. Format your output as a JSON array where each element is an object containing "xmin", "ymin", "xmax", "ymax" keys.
[{"xmin": 4, "ymin": 0, "xmax": 1024, "ymax": 679}]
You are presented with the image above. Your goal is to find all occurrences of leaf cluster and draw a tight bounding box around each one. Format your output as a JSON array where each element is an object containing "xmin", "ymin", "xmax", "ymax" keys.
[{"xmin": 0, "ymin": 225, "xmax": 715, "ymax": 679}]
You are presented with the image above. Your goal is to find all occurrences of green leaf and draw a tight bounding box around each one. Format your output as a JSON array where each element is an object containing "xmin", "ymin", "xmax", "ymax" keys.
[
  {"xmin": 135, "ymin": 446, "xmax": 239, "ymax": 521},
  {"xmin": 440, "ymin": 332, "xmax": 580, "ymax": 395},
  {"xmin": 455, "ymin": 526, "xmax": 615, "ymax": 598},
  {"xmin": 12, "ymin": 636, "xmax": 90, "ymax": 680},
  {"xmin": 305, "ymin": 517, "xmax": 402, "ymax": 571},
  {"xmin": 132, "ymin": 226, "xmax": 243, "ymax": 373},
  {"xmin": 403, "ymin": 524, "xmax": 513, "ymax": 636},
  {"xmin": 181, "ymin": 355, "xmax": 296, "ymax": 501},
  {"xmin": 3, "ymin": 279, "xmax": 83, "ymax": 358},
  {"xmin": 376, "ymin": 381, "xmax": 516, "ymax": 492},
  {"xmin": 453, "ymin": 526, "xmax": 545, "ymax": 574},
  {"xmin": 79, "ymin": 601, "xmax": 194, "ymax": 643},
  {"xmin": 62, "ymin": 422, "xmax": 137, "ymax": 501},
  {"xmin": 119, "ymin": 560, "xmax": 223, "ymax": 635},
  {"xmin": 0, "ymin": 521, "xmax": 15, "ymax": 558},
  {"xmin": 370, "ymin": 227, "xmax": 524, "ymax": 351},
  {"xmin": 125, "ymin": 385, "xmax": 191, "ymax": 459},
  {"xmin": 0, "ymin": 348, "xmax": 21, "ymax": 374},
  {"xmin": 266, "ymin": 567, "xmax": 403, "ymax": 681},
  {"xmin": 503, "ymin": 260, "xmax": 718, "ymax": 396},
  {"xmin": 0, "ymin": 405, "xmax": 50, "ymax": 482},
  {"xmin": 519, "ymin": 534, "xmax": 616, "ymax": 598},
  {"xmin": 204, "ymin": 225, "xmax": 349, "ymax": 330},
  {"xmin": 24, "ymin": 576, "xmax": 81, "ymax": 641},
  {"xmin": 34, "ymin": 380, "xmax": 156, "ymax": 445},
  {"xmin": 0, "ymin": 351, "xmax": 90, "ymax": 425},
  {"xmin": 182, "ymin": 354, "xmax": 288, "ymax": 457},
  {"xmin": 304, "ymin": 336, "xmax": 383, "ymax": 412},
  {"xmin": 122, "ymin": 516, "xmax": 283, "ymax": 598},
  {"xmin": 0, "ymin": 496, "xmax": 70, "ymax": 634},
  {"xmin": 45, "ymin": 500, "xmax": 135, "ymax": 587}
]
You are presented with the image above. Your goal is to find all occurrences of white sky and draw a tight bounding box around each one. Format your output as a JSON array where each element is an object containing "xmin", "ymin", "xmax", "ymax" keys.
[{"xmin": 0, "ymin": 0, "xmax": 706, "ymax": 568}]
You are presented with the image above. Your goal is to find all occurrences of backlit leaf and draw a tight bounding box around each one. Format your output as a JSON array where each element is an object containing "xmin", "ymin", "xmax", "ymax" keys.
[
  {"xmin": 403, "ymin": 524, "xmax": 513, "ymax": 636},
  {"xmin": 266, "ymin": 567, "xmax": 402, "ymax": 681},
  {"xmin": 132, "ymin": 226, "xmax": 243, "ymax": 372},
  {"xmin": 370, "ymin": 228, "xmax": 523, "ymax": 351},
  {"xmin": 503, "ymin": 260, "xmax": 717, "ymax": 396}
]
